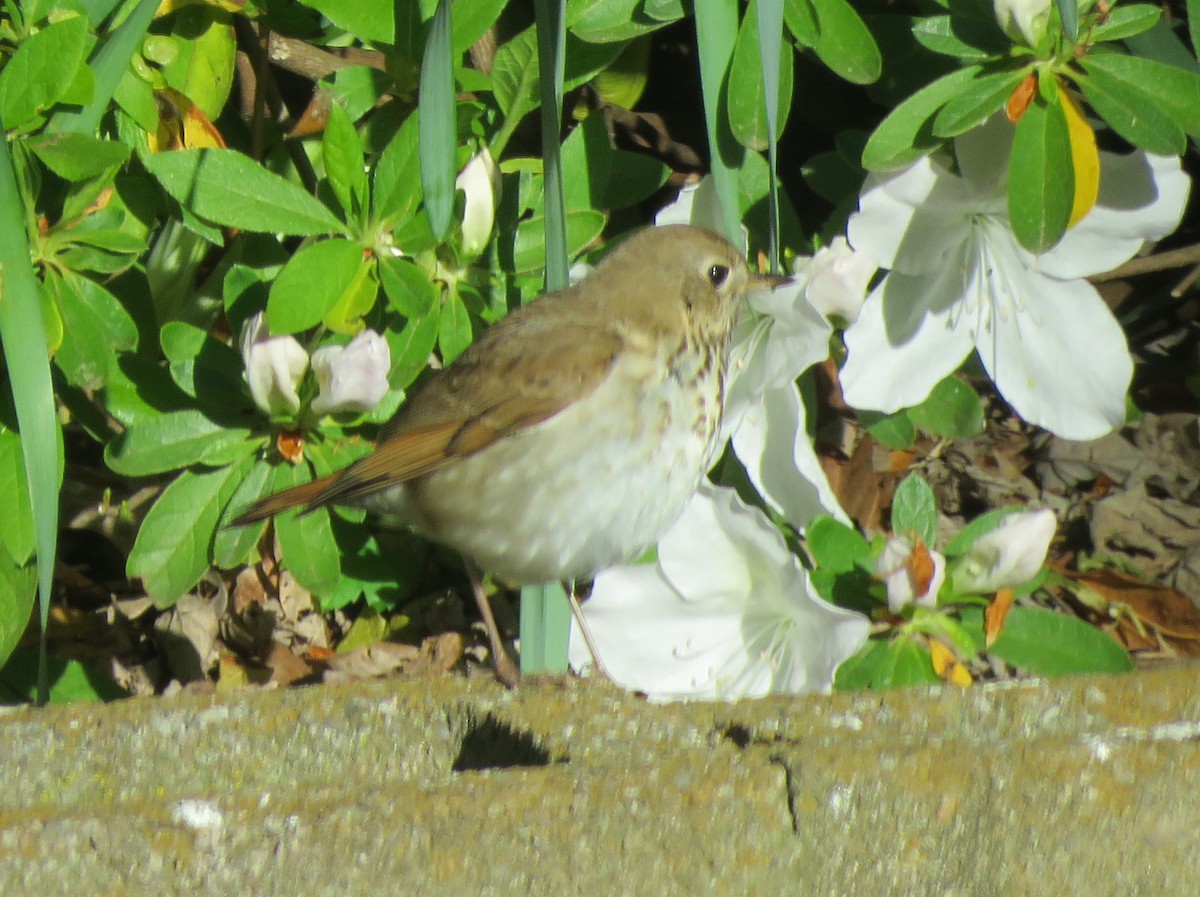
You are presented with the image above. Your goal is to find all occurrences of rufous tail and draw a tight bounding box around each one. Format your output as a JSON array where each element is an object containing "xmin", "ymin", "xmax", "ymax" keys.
[{"xmin": 227, "ymin": 472, "xmax": 340, "ymax": 526}]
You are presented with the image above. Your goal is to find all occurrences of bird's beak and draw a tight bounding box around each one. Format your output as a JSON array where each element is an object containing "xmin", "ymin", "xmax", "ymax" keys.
[{"xmin": 746, "ymin": 272, "xmax": 792, "ymax": 292}]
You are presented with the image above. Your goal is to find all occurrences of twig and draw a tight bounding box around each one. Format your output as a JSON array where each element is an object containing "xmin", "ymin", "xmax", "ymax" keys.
[{"xmin": 1090, "ymin": 241, "xmax": 1200, "ymax": 283}]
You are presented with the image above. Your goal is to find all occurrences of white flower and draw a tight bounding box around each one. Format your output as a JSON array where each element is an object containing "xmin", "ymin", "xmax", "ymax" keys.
[
  {"xmin": 877, "ymin": 535, "xmax": 946, "ymax": 613},
  {"xmin": 568, "ymin": 483, "xmax": 870, "ymax": 700},
  {"xmin": 952, "ymin": 508, "xmax": 1055, "ymax": 595},
  {"xmin": 993, "ymin": 0, "xmax": 1051, "ymax": 48},
  {"xmin": 239, "ymin": 312, "xmax": 308, "ymax": 417},
  {"xmin": 725, "ymin": 279, "xmax": 847, "ymax": 525},
  {"xmin": 792, "ymin": 236, "xmax": 876, "ymax": 324},
  {"xmin": 842, "ymin": 115, "xmax": 1189, "ymax": 440},
  {"xmin": 309, "ymin": 329, "xmax": 391, "ymax": 415},
  {"xmin": 456, "ymin": 148, "xmax": 500, "ymax": 259}
]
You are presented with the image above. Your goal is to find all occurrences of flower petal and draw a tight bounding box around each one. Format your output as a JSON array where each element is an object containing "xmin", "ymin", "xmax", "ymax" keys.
[
  {"xmin": 980, "ymin": 267, "xmax": 1131, "ymax": 439},
  {"xmin": 840, "ymin": 267, "xmax": 975, "ymax": 413},
  {"xmin": 953, "ymin": 508, "xmax": 1056, "ymax": 594},
  {"xmin": 1039, "ymin": 152, "xmax": 1190, "ymax": 280},
  {"xmin": 731, "ymin": 382, "xmax": 848, "ymax": 525}
]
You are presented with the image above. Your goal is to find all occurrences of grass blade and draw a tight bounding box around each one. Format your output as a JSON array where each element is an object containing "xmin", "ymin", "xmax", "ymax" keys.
[
  {"xmin": 419, "ymin": 0, "xmax": 457, "ymax": 242},
  {"xmin": 695, "ymin": 0, "xmax": 745, "ymax": 247},
  {"xmin": 756, "ymin": 0, "xmax": 784, "ymax": 271},
  {"xmin": 0, "ymin": 124, "xmax": 62, "ymax": 704}
]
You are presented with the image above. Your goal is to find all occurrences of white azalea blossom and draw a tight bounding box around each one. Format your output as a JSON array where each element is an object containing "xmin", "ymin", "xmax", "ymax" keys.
[
  {"xmin": 993, "ymin": 0, "xmax": 1051, "ymax": 48},
  {"xmin": 842, "ymin": 115, "xmax": 1189, "ymax": 441},
  {"xmin": 310, "ymin": 330, "xmax": 391, "ymax": 415},
  {"xmin": 952, "ymin": 508, "xmax": 1056, "ymax": 595},
  {"xmin": 456, "ymin": 148, "xmax": 501, "ymax": 259},
  {"xmin": 793, "ymin": 236, "xmax": 876, "ymax": 325},
  {"xmin": 569, "ymin": 483, "xmax": 870, "ymax": 700},
  {"xmin": 657, "ymin": 176, "xmax": 847, "ymax": 524},
  {"xmin": 239, "ymin": 312, "xmax": 308, "ymax": 416},
  {"xmin": 877, "ymin": 535, "xmax": 946, "ymax": 613}
]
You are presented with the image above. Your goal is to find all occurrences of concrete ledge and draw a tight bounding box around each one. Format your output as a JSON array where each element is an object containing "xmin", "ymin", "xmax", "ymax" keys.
[{"xmin": 2, "ymin": 664, "xmax": 1198, "ymax": 895}]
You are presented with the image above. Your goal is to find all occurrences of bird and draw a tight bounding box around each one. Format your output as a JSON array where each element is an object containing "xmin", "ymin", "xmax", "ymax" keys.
[{"xmin": 230, "ymin": 224, "xmax": 782, "ymax": 685}]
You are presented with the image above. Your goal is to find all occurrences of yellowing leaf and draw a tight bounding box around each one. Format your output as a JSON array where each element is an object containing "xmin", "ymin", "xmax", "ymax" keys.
[
  {"xmin": 1062, "ymin": 89, "xmax": 1099, "ymax": 227},
  {"xmin": 929, "ymin": 638, "xmax": 973, "ymax": 687},
  {"xmin": 148, "ymin": 88, "xmax": 226, "ymax": 152}
]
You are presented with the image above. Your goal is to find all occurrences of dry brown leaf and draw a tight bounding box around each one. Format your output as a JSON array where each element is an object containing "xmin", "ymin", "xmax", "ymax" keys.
[{"xmin": 985, "ymin": 587, "xmax": 1015, "ymax": 648}]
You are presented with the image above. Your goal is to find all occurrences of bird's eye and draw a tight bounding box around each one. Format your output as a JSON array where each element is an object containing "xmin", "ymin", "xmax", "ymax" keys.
[{"xmin": 708, "ymin": 264, "xmax": 730, "ymax": 287}]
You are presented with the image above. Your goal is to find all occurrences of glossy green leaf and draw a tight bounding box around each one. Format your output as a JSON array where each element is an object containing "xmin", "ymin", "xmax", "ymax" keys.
[
  {"xmin": 834, "ymin": 635, "xmax": 940, "ymax": 690},
  {"xmin": 212, "ymin": 457, "xmax": 274, "ymax": 568},
  {"xmin": 438, "ymin": 287, "xmax": 473, "ymax": 363},
  {"xmin": 1090, "ymin": 4, "xmax": 1161, "ymax": 43},
  {"xmin": 861, "ymin": 65, "xmax": 983, "ymax": 171},
  {"xmin": 387, "ymin": 307, "xmax": 441, "ymax": 389},
  {"xmin": 508, "ymin": 210, "xmax": 606, "ymax": 273},
  {"xmin": 301, "ymin": 0, "xmax": 394, "ymax": 43},
  {"xmin": 26, "ymin": 134, "xmax": 129, "ymax": 181},
  {"xmin": 1007, "ymin": 94, "xmax": 1073, "ymax": 253},
  {"xmin": 910, "ymin": 13, "xmax": 1009, "ymax": 61},
  {"xmin": 372, "ymin": 113, "xmax": 422, "ymax": 227},
  {"xmin": 0, "ymin": 649, "xmax": 127, "ymax": 704},
  {"xmin": 322, "ymin": 100, "xmax": 369, "ymax": 225},
  {"xmin": 891, "ymin": 472, "xmax": 937, "ymax": 547},
  {"xmin": 273, "ymin": 462, "xmax": 341, "ymax": 597},
  {"xmin": 266, "ymin": 238, "xmax": 367, "ymax": 334},
  {"xmin": 1079, "ymin": 51, "xmax": 1200, "ymax": 137},
  {"xmin": 378, "ymin": 255, "xmax": 438, "ymax": 318},
  {"xmin": 143, "ymin": 149, "xmax": 344, "ymax": 235},
  {"xmin": 861, "ymin": 408, "xmax": 916, "ymax": 450},
  {"xmin": 0, "ymin": 430, "xmax": 35, "ymax": 565},
  {"xmin": 1075, "ymin": 65, "xmax": 1185, "ymax": 154},
  {"xmin": 105, "ymin": 409, "xmax": 255, "ymax": 476},
  {"xmin": 806, "ymin": 516, "xmax": 871, "ymax": 573},
  {"xmin": 908, "ymin": 375, "xmax": 984, "ymax": 439},
  {"xmin": 44, "ymin": 271, "xmax": 137, "ymax": 390},
  {"xmin": 0, "ymin": 553, "xmax": 37, "ymax": 676},
  {"xmin": 0, "ymin": 15, "xmax": 93, "ymax": 129},
  {"xmin": 970, "ymin": 606, "xmax": 1133, "ymax": 676},
  {"xmin": 810, "ymin": 0, "xmax": 881, "ymax": 85},
  {"xmin": 569, "ymin": 0, "xmax": 658, "ymax": 43},
  {"xmin": 729, "ymin": 0, "xmax": 794, "ymax": 152},
  {"xmin": 932, "ymin": 64, "xmax": 1030, "ymax": 138},
  {"xmin": 127, "ymin": 459, "xmax": 251, "ymax": 605},
  {"xmin": 157, "ymin": 5, "xmax": 236, "ymax": 120}
]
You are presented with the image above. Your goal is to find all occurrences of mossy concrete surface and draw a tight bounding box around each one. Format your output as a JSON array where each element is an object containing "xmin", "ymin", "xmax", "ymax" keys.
[{"xmin": 1, "ymin": 664, "xmax": 1198, "ymax": 895}]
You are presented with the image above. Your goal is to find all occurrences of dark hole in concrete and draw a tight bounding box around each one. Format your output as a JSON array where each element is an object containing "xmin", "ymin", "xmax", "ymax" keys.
[
  {"xmin": 719, "ymin": 723, "xmax": 753, "ymax": 749},
  {"xmin": 452, "ymin": 713, "xmax": 554, "ymax": 771}
]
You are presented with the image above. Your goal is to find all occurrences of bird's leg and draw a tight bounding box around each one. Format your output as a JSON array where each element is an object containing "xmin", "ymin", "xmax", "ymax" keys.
[
  {"xmin": 565, "ymin": 579, "xmax": 612, "ymax": 681},
  {"xmin": 464, "ymin": 559, "xmax": 521, "ymax": 687}
]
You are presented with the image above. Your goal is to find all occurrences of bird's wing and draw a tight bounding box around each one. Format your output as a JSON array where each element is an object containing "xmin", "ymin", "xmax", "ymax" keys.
[{"xmin": 312, "ymin": 309, "xmax": 623, "ymax": 507}]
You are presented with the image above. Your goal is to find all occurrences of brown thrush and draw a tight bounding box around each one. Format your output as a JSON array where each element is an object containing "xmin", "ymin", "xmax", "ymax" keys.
[{"xmin": 231, "ymin": 225, "xmax": 779, "ymax": 684}]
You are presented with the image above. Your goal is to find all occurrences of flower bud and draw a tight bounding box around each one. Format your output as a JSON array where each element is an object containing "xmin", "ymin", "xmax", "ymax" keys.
[
  {"xmin": 309, "ymin": 329, "xmax": 391, "ymax": 415},
  {"xmin": 240, "ymin": 312, "xmax": 308, "ymax": 417},
  {"xmin": 953, "ymin": 509, "xmax": 1055, "ymax": 595},
  {"xmin": 878, "ymin": 536, "xmax": 946, "ymax": 613},
  {"xmin": 993, "ymin": 0, "xmax": 1051, "ymax": 48},
  {"xmin": 456, "ymin": 148, "xmax": 500, "ymax": 259}
]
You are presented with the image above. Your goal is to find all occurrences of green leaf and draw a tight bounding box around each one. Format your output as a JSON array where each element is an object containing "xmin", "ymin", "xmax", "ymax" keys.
[
  {"xmin": 0, "ymin": 15, "xmax": 93, "ymax": 129},
  {"xmin": 105, "ymin": 409, "xmax": 255, "ymax": 476},
  {"xmin": 26, "ymin": 133, "xmax": 129, "ymax": 181},
  {"xmin": 127, "ymin": 460, "xmax": 251, "ymax": 605},
  {"xmin": 891, "ymin": 473, "xmax": 937, "ymax": 546},
  {"xmin": 1078, "ymin": 51, "xmax": 1200, "ymax": 137},
  {"xmin": 809, "ymin": 0, "xmax": 881, "ymax": 85},
  {"xmin": 860, "ymin": 409, "xmax": 915, "ymax": 450},
  {"xmin": 143, "ymin": 149, "xmax": 344, "ymax": 235},
  {"xmin": 806, "ymin": 516, "xmax": 870, "ymax": 573},
  {"xmin": 729, "ymin": 0, "xmax": 794, "ymax": 152},
  {"xmin": 508, "ymin": 210, "xmax": 606, "ymax": 273},
  {"xmin": 1074, "ymin": 64, "xmax": 1186, "ymax": 154},
  {"xmin": 157, "ymin": 5, "xmax": 236, "ymax": 120},
  {"xmin": 1007, "ymin": 94, "xmax": 1073, "ymax": 253},
  {"xmin": 266, "ymin": 238, "xmax": 367, "ymax": 334},
  {"xmin": 44, "ymin": 270, "xmax": 137, "ymax": 390},
  {"xmin": 932, "ymin": 64, "xmax": 1030, "ymax": 138},
  {"xmin": 910, "ymin": 13, "xmax": 1009, "ymax": 61},
  {"xmin": 783, "ymin": 0, "xmax": 817, "ymax": 46},
  {"xmin": 0, "ymin": 554, "xmax": 37, "ymax": 679},
  {"xmin": 322, "ymin": 100, "xmax": 369, "ymax": 225},
  {"xmin": 861, "ymin": 65, "xmax": 983, "ymax": 171},
  {"xmin": 213, "ymin": 457, "xmax": 274, "ymax": 568},
  {"xmin": 1090, "ymin": 4, "xmax": 1161, "ymax": 43},
  {"xmin": 159, "ymin": 321, "xmax": 248, "ymax": 405},
  {"xmin": 0, "ymin": 429, "xmax": 35, "ymax": 565},
  {"xmin": 419, "ymin": 0, "xmax": 457, "ymax": 241},
  {"xmin": 834, "ymin": 634, "xmax": 940, "ymax": 690},
  {"xmin": 0, "ymin": 648, "xmax": 128, "ymax": 705},
  {"xmin": 969, "ymin": 606, "xmax": 1133, "ymax": 676},
  {"xmin": 301, "ymin": 0, "xmax": 395, "ymax": 43},
  {"xmin": 273, "ymin": 463, "xmax": 341, "ymax": 597},
  {"xmin": 378, "ymin": 255, "xmax": 437, "ymax": 318},
  {"xmin": 453, "ymin": 0, "xmax": 510, "ymax": 53},
  {"xmin": 439, "ymin": 286, "xmax": 474, "ymax": 363},
  {"xmin": 387, "ymin": 308, "xmax": 441, "ymax": 389},
  {"xmin": 372, "ymin": 113, "xmax": 422, "ymax": 228},
  {"xmin": 907, "ymin": 375, "xmax": 984, "ymax": 439}
]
